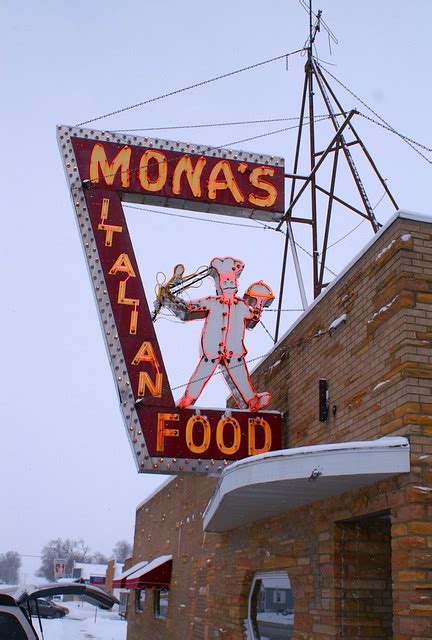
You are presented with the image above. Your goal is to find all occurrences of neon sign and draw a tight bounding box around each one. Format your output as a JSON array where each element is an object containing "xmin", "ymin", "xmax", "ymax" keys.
[
  {"xmin": 58, "ymin": 125, "xmax": 283, "ymax": 474},
  {"xmin": 158, "ymin": 257, "xmax": 275, "ymax": 412},
  {"xmin": 70, "ymin": 131, "xmax": 284, "ymax": 221}
]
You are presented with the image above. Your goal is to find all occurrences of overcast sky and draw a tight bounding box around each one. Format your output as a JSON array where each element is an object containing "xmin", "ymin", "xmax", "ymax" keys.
[{"xmin": 1, "ymin": 0, "xmax": 430, "ymax": 581}]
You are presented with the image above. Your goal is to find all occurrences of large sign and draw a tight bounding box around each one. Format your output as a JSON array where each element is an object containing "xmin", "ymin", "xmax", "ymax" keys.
[
  {"xmin": 54, "ymin": 559, "xmax": 67, "ymax": 580},
  {"xmin": 68, "ymin": 129, "xmax": 285, "ymax": 222},
  {"xmin": 58, "ymin": 126, "xmax": 283, "ymax": 474},
  {"xmin": 138, "ymin": 406, "xmax": 281, "ymax": 472}
]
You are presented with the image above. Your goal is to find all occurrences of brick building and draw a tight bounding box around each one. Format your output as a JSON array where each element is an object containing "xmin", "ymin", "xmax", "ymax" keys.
[{"xmin": 125, "ymin": 211, "xmax": 432, "ymax": 639}]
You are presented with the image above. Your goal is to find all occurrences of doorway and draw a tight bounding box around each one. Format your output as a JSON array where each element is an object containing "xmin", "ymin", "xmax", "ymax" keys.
[{"xmin": 336, "ymin": 512, "xmax": 393, "ymax": 639}]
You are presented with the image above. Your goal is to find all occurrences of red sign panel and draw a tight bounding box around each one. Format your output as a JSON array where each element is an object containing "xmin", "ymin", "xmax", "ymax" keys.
[
  {"xmin": 58, "ymin": 125, "xmax": 283, "ymax": 474},
  {"xmin": 136, "ymin": 406, "xmax": 282, "ymax": 472},
  {"xmin": 83, "ymin": 188, "xmax": 173, "ymax": 406},
  {"xmin": 71, "ymin": 133, "xmax": 285, "ymax": 222}
]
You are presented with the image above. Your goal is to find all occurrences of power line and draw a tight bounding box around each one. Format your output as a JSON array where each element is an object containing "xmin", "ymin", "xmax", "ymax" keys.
[
  {"xmin": 109, "ymin": 113, "xmax": 340, "ymax": 133},
  {"xmin": 327, "ymin": 218, "xmax": 365, "ymax": 250},
  {"xmin": 76, "ymin": 48, "xmax": 305, "ymax": 127},
  {"xmin": 259, "ymin": 320, "xmax": 275, "ymax": 343},
  {"xmin": 358, "ymin": 112, "xmax": 432, "ymax": 157},
  {"xmin": 170, "ymin": 311, "xmax": 331, "ymax": 392},
  {"xmin": 293, "ymin": 238, "xmax": 338, "ymax": 277},
  {"xmin": 71, "ymin": 116, "xmax": 328, "ymax": 190},
  {"xmin": 0, "ymin": 553, "xmax": 42, "ymax": 558},
  {"xmin": 124, "ymin": 203, "xmax": 338, "ymax": 278},
  {"xmin": 318, "ymin": 62, "xmax": 432, "ymax": 163},
  {"xmin": 220, "ymin": 115, "xmax": 331, "ymax": 148},
  {"xmin": 171, "ymin": 353, "xmax": 270, "ymax": 391},
  {"xmin": 264, "ymin": 308, "xmax": 304, "ymax": 312},
  {"xmin": 123, "ymin": 204, "xmax": 277, "ymax": 231}
]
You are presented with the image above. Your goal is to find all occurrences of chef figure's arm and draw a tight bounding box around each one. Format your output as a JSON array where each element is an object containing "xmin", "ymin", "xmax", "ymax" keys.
[
  {"xmin": 159, "ymin": 294, "xmax": 209, "ymax": 321},
  {"xmin": 245, "ymin": 301, "xmax": 263, "ymax": 330}
]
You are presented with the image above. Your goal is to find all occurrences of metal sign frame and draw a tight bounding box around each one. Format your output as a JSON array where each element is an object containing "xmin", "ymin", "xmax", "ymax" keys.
[{"xmin": 58, "ymin": 125, "xmax": 283, "ymax": 475}]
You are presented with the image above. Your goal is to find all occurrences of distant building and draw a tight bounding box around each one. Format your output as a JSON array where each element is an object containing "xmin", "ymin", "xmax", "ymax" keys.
[{"xmin": 72, "ymin": 562, "xmax": 107, "ymax": 588}]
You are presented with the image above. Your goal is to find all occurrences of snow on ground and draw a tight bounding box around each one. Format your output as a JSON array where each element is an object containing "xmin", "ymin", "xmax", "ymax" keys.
[
  {"xmin": 38, "ymin": 601, "xmax": 126, "ymax": 640},
  {"xmin": 257, "ymin": 611, "xmax": 294, "ymax": 625}
]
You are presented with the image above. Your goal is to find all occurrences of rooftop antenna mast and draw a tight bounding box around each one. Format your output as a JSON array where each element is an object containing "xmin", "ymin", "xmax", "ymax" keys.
[{"xmin": 274, "ymin": 0, "xmax": 398, "ymax": 342}]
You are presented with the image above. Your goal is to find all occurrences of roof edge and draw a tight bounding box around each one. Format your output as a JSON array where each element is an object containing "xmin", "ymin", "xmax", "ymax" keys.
[
  {"xmin": 250, "ymin": 209, "xmax": 432, "ymax": 373},
  {"xmin": 136, "ymin": 476, "xmax": 177, "ymax": 512}
]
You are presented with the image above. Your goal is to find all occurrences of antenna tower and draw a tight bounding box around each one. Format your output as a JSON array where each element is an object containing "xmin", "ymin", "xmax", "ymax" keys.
[{"xmin": 274, "ymin": 0, "xmax": 398, "ymax": 342}]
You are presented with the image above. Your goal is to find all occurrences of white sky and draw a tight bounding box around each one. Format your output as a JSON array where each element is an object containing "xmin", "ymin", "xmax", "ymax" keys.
[{"xmin": 1, "ymin": 0, "xmax": 431, "ymax": 580}]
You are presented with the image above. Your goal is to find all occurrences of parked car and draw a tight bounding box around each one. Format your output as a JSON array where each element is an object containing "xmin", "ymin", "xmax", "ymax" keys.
[
  {"xmin": 0, "ymin": 582, "xmax": 118, "ymax": 640},
  {"xmin": 28, "ymin": 598, "xmax": 69, "ymax": 619}
]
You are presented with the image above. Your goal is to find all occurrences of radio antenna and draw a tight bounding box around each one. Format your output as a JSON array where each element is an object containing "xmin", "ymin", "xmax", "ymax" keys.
[{"xmin": 274, "ymin": 0, "xmax": 398, "ymax": 342}]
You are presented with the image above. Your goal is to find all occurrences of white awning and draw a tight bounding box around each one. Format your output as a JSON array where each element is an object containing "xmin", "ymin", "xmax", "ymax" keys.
[{"xmin": 203, "ymin": 437, "xmax": 410, "ymax": 532}]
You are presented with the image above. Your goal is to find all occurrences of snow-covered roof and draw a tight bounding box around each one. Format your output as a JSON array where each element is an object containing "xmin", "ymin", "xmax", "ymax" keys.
[{"xmin": 73, "ymin": 562, "xmax": 107, "ymax": 579}]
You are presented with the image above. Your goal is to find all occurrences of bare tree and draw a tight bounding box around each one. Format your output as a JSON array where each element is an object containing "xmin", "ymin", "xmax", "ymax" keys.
[
  {"xmin": 0, "ymin": 551, "xmax": 21, "ymax": 585},
  {"xmin": 37, "ymin": 538, "xmax": 90, "ymax": 581},
  {"xmin": 112, "ymin": 540, "xmax": 132, "ymax": 563},
  {"xmin": 91, "ymin": 551, "xmax": 109, "ymax": 564}
]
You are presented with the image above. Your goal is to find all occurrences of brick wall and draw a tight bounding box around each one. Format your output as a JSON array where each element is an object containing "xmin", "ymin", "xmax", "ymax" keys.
[
  {"xmin": 105, "ymin": 559, "xmax": 116, "ymax": 593},
  {"xmin": 336, "ymin": 514, "xmax": 393, "ymax": 638},
  {"xmin": 127, "ymin": 213, "xmax": 432, "ymax": 640}
]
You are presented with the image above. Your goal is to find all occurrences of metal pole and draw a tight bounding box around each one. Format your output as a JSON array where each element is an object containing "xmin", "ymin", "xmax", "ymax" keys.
[
  {"xmin": 315, "ymin": 61, "xmax": 398, "ymax": 210},
  {"xmin": 315, "ymin": 186, "xmax": 370, "ymax": 218},
  {"xmin": 312, "ymin": 59, "xmax": 380, "ymax": 231},
  {"xmin": 274, "ymin": 73, "xmax": 309, "ymax": 343},
  {"xmin": 276, "ymin": 110, "xmax": 357, "ymax": 230},
  {"xmin": 318, "ymin": 148, "xmax": 339, "ymax": 289},
  {"xmin": 288, "ymin": 222, "xmax": 308, "ymax": 310},
  {"xmin": 307, "ymin": 57, "xmax": 319, "ymax": 297}
]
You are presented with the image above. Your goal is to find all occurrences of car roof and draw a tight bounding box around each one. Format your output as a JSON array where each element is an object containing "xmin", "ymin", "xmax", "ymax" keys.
[{"xmin": 14, "ymin": 582, "xmax": 118, "ymax": 609}]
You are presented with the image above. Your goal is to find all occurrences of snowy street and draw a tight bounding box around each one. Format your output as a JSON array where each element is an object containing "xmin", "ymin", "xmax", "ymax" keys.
[{"xmin": 37, "ymin": 602, "xmax": 126, "ymax": 640}]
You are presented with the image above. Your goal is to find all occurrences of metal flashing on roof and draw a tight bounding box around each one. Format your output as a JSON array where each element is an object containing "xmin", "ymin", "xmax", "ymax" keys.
[
  {"xmin": 203, "ymin": 437, "xmax": 410, "ymax": 532},
  {"xmin": 136, "ymin": 477, "xmax": 176, "ymax": 512}
]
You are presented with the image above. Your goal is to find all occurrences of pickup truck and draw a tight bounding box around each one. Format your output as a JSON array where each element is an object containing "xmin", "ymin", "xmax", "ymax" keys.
[{"xmin": 0, "ymin": 582, "xmax": 118, "ymax": 639}]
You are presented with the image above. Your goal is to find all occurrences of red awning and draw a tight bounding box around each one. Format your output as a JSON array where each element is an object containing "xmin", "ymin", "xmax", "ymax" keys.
[
  {"xmin": 112, "ymin": 560, "xmax": 148, "ymax": 589},
  {"xmin": 125, "ymin": 555, "xmax": 172, "ymax": 590}
]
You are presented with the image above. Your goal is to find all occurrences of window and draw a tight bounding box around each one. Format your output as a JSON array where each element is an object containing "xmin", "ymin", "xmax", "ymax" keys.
[
  {"xmin": 154, "ymin": 588, "xmax": 169, "ymax": 619},
  {"xmin": 273, "ymin": 589, "xmax": 286, "ymax": 604},
  {"xmin": 247, "ymin": 571, "xmax": 294, "ymax": 639},
  {"xmin": 0, "ymin": 612, "xmax": 29, "ymax": 640},
  {"xmin": 135, "ymin": 589, "xmax": 145, "ymax": 612}
]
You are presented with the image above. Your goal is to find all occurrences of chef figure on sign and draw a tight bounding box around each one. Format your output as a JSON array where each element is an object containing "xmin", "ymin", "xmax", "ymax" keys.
[{"xmin": 159, "ymin": 257, "xmax": 275, "ymax": 412}]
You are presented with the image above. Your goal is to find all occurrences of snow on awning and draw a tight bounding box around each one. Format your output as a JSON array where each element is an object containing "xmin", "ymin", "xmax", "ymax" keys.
[
  {"xmin": 125, "ymin": 555, "xmax": 173, "ymax": 590},
  {"xmin": 112, "ymin": 560, "xmax": 148, "ymax": 589},
  {"xmin": 203, "ymin": 437, "xmax": 410, "ymax": 533}
]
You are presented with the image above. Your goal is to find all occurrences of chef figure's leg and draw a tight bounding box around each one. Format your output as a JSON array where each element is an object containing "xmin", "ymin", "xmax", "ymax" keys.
[
  {"xmin": 224, "ymin": 357, "xmax": 271, "ymax": 412},
  {"xmin": 221, "ymin": 369, "xmax": 248, "ymax": 409},
  {"xmin": 178, "ymin": 356, "xmax": 219, "ymax": 408}
]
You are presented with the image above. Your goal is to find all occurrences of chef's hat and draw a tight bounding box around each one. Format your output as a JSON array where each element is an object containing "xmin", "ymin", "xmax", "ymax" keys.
[{"xmin": 209, "ymin": 257, "xmax": 244, "ymax": 293}]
